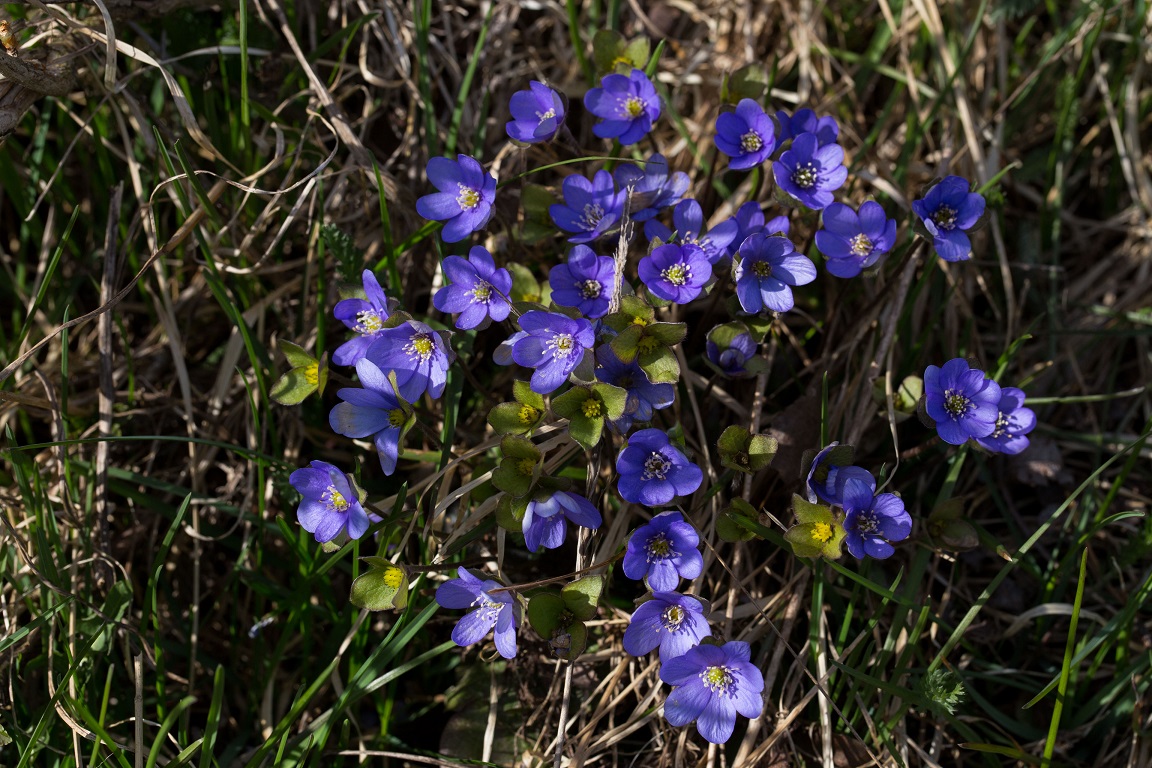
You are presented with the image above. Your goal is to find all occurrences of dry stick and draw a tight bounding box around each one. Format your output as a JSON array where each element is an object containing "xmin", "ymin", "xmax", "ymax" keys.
[
  {"xmin": 0, "ymin": 180, "xmax": 227, "ymax": 386},
  {"xmin": 134, "ymin": 652, "xmax": 144, "ymax": 768},
  {"xmin": 95, "ymin": 183, "xmax": 122, "ymax": 587}
]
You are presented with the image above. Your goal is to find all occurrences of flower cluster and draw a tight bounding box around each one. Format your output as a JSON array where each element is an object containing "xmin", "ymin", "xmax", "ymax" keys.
[{"xmin": 924, "ymin": 359, "xmax": 1035, "ymax": 454}]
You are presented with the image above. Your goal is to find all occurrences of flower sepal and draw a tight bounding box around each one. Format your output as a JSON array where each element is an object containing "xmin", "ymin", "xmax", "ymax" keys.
[
  {"xmin": 271, "ymin": 340, "xmax": 329, "ymax": 406},
  {"xmin": 717, "ymin": 425, "xmax": 779, "ymax": 474},
  {"xmin": 526, "ymin": 575, "xmax": 602, "ymax": 660},
  {"xmin": 717, "ymin": 498, "xmax": 760, "ymax": 542},
  {"xmin": 349, "ymin": 557, "xmax": 410, "ymax": 612},
  {"xmin": 926, "ymin": 498, "xmax": 979, "ymax": 551},
  {"xmin": 487, "ymin": 380, "xmax": 548, "ymax": 436},
  {"xmin": 551, "ymin": 382, "xmax": 628, "ymax": 450},
  {"xmin": 592, "ymin": 29, "xmax": 650, "ymax": 76},
  {"xmin": 491, "ymin": 435, "xmax": 543, "ymax": 497},
  {"xmin": 871, "ymin": 375, "xmax": 923, "ymax": 423},
  {"xmin": 784, "ymin": 495, "xmax": 847, "ymax": 559}
]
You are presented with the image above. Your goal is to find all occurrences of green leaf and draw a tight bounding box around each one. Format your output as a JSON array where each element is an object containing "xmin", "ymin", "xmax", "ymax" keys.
[
  {"xmin": 623, "ymin": 37, "xmax": 651, "ymax": 71},
  {"xmin": 566, "ymin": 412, "xmax": 603, "ymax": 451},
  {"xmin": 495, "ymin": 493, "xmax": 527, "ymax": 532},
  {"xmin": 727, "ymin": 64, "xmax": 769, "ymax": 101},
  {"xmin": 592, "ymin": 29, "xmax": 626, "ymax": 75},
  {"xmin": 717, "ymin": 508, "xmax": 757, "ymax": 542},
  {"xmin": 591, "ymin": 383, "xmax": 627, "ymax": 420},
  {"xmin": 792, "ymin": 494, "xmax": 831, "ymax": 524},
  {"xmin": 349, "ymin": 561, "xmax": 410, "ymax": 611},
  {"xmin": 271, "ymin": 366, "xmax": 319, "ymax": 406},
  {"xmin": 500, "ymin": 434, "xmax": 542, "ymax": 461},
  {"xmin": 521, "ymin": 183, "xmax": 554, "ymax": 217},
  {"xmin": 512, "ymin": 379, "xmax": 545, "ymax": 410},
  {"xmin": 488, "ymin": 401, "xmax": 542, "ymax": 436},
  {"xmin": 706, "ymin": 321, "xmax": 746, "ymax": 350},
  {"xmin": 507, "ymin": 262, "xmax": 542, "ymax": 303},
  {"xmin": 643, "ymin": 321, "xmax": 687, "ymax": 346},
  {"xmin": 278, "ymin": 339, "xmax": 316, "ymax": 370},
  {"xmin": 639, "ymin": 347, "xmax": 679, "ymax": 383},
  {"xmin": 608, "ymin": 324, "xmax": 644, "ymax": 363},
  {"xmin": 718, "ymin": 425, "xmax": 749, "ymax": 454},
  {"xmin": 527, "ymin": 591, "xmax": 567, "ymax": 636},
  {"xmin": 747, "ymin": 434, "xmax": 779, "ymax": 471},
  {"xmin": 561, "ymin": 575, "xmax": 603, "ymax": 621}
]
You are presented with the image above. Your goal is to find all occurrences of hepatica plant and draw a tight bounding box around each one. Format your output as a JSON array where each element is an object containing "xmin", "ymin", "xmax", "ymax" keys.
[{"xmin": 275, "ymin": 34, "xmax": 1035, "ymax": 752}]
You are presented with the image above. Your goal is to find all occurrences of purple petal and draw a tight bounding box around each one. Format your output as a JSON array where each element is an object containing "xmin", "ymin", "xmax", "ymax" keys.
[
  {"xmin": 451, "ymin": 609, "xmax": 495, "ymax": 647},
  {"xmin": 664, "ymin": 682, "xmax": 712, "ymax": 727}
]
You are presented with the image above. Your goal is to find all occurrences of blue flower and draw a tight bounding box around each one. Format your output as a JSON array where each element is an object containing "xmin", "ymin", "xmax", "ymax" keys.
[
  {"xmin": 623, "ymin": 591, "xmax": 711, "ymax": 661},
  {"xmin": 839, "ymin": 475, "xmax": 912, "ymax": 559},
  {"xmin": 622, "ymin": 510, "xmax": 703, "ymax": 590},
  {"xmin": 705, "ymin": 329, "xmax": 757, "ymax": 377},
  {"xmin": 617, "ymin": 430, "xmax": 704, "ymax": 507},
  {"xmin": 715, "ymin": 99, "xmax": 776, "ymax": 170},
  {"xmin": 595, "ymin": 346, "xmax": 675, "ymax": 432},
  {"xmin": 613, "ymin": 153, "xmax": 690, "ymax": 222},
  {"xmin": 433, "ymin": 246, "xmax": 512, "ymax": 330},
  {"xmin": 911, "ymin": 176, "xmax": 986, "ymax": 262},
  {"xmin": 435, "ymin": 568, "xmax": 520, "ymax": 659},
  {"xmin": 332, "ymin": 270, "xmax": 398, "ymax": 367},
  {"xmin": 773, "ymin": 132, "xmax": 847, "ymax": 210},
  {"xmin": 774, "ymin": 108, "xmax": 839, "ymax": 147},
  {"xmin": 814, "ymin": 201, "xmax": 897, "ymax": 278},
  {"xmin": 638, "ymin": 243, "xmax": 712, "ymax": 304},
  {"xmin": 549, "ymin": 170, "xmax": 624, "ymax": 244},
  {"xmin": 416, "ymin": 155, "xmax": 497, "ymax": 243},
  {"xmin": 973, "ymin": 387, "xmax": 1036, "ymax": 455},
  {"xmin": 804, "ymin": 442, "xmax": 875, "ymax": 505},
  {"xmin": 522, "ymin": 490, "xmax": 603, "ymax": 552},
  {"xmin": 584, "ymin": 68, "xmax": 661, "ymax": 146},
  {"xmin": 733, "ymin": 232, "xmax": 817, "ymax": 314},
  {"xmin": 364, "ymin": 320, "xmax": 453, "ymax": 400},
  {"xmin": 548, "ymin": 246, "xmax": 615, "ymax": 319},
  {"xmin": 506, "ymin": 81, "xmax": 565, "ymax": 143},
  {"xmin": 726, "ymin": 202, "xmax": 790, "ymax": 260},
  {"xmin": 329, "ymin": 359, "xmax": 408, "ymax": 475},
  {"xmin": 644, "ymin": 199, "xmax": 739, "ymax": 265},
  {"xmin": 289, "ymin": 460, "xmax": 371, "ymax": 542},
  {"xmin": 661, "ymin": 641, "xmax": 764, "ymax": 744},
  {"xmin": 925, "ymin": 359, "xmax": 1002, "ymax": 445},
  {"xmin": 511, "ymin": 311, "xmax": 596, "ymax": 394}
]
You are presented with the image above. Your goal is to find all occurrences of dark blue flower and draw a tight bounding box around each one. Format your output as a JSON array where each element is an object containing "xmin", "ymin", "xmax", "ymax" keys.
[
  {"xmin": 661, "ymin": 640, "xmax": 764, "ymax": 744},
  {"xmin": 511, "ymin": 311, "xmax": 596, "ymax": 394},
  {"xmin": 416, "ymin": 155, "xmax": 497, "ymax": 243},
  {"xmin": 803, "ymin": 442, "xmax": 875, "ymax": 505},
  {"xmin": 617, "ymin": 430, "xmax": 704, "ymax": 507},
  {"xmin": 705, "ymin": 329, "xmax": 757, "ymax": 377},
  {"xmin": 973, "ymin": 387, "xmax": 1036, "ymax": 455},
  {"xmin": 549, "ymin": 170, "xmax": 624, "ymax": 244},
  {"xmin": 911, "ymin": 176, "xmax": 986, "ymax": 262},
  {"xmin": 595, "ymin": 346, "xmax": 675, "ymax": 432},
  {"xmin": 815, "ymin": 201, "xmax": 897, "ymax": 278},
  {"xmin": 549, "ymin": 246, "xmax": 615, "ymax": 319},
  {"xmin": 715, "ymin": 99, "xmax": 776, "ymax": 170},
  {"xmin": 493, "ymin": 331, "xmax": 527, "ymax": 367},
  {"xmin": 522, "ymin": 490, "xmax": 603, "ymax": 552},
  {"xmin": 584, "ymin": 68, "xmax": 661, "ymax": 146},
  {"xmin": 364, "ymin": 320, "xmax": 453, "ymax": 400},
  {"xmin": 924, "ymin": 358, "xmax": 1002, "ymax": 445},
  {"xmin": 613, "ymin": 153, "xmax": 690, "ymax": 222},
  {"xmin": 773, "ymin": 132, "xmax": 847, "ymax": 210},
  {"xmin": 333, "ymin": 270, "xmax": 398, "ymax": 366},
  {"xmin": 638, "ymin": 243, "xmax": 712, "ymax": 304},
  {"xmin": 622, "ymin": 510, "xmax": 703, "ymax": 590},
  {"xmin": 433, "ymin": 246, "xmax": 512, "ymax": 330},
  {"xmin": 644, "ymin": 199, "xmax": 739, "ymax": 265},
  {"xmin": 623, "ymin": 591, "xmax": 711, "ymax": 661},
  {"xmin": 289, "ymin": 460, "xmax": 371, "ymax": 542},
  {"xmin": 726, "ymin": 202, "xmax": 790, "ymax": 260},
  {"xmin": 329, "ymin": 359, "xmax": 407, "ymax": 475},
  {"xmin": 435, "ymin": 568, "xmax": 520, "ymax": 659},
  {"xmin": 506, "ymin": 80, "xmax": 565, "ymax": 143},
  {"xmin": 733, "ymin": 233, "xmax": 817, "ymax": 314},
  {"xmin": 774, "ymin": 108, "xmax": 839, "ymax": 147},
  {"xmin": 840, "ymin": 475, "xmax": 912, "ymax": 560}
]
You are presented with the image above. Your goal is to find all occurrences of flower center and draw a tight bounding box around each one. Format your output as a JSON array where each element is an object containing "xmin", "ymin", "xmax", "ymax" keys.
[
  {"xmin": 470, "ymin": 593, "xmax": 504, "ymax": 622},
  {"xmin": 812, "ymin": 522, "xmax": 833, "ymax": 543},
  {"xmin": 579, "ymin": 279, "xmax": 603, "ymax": 299},
  {"xmin": 642, "ymin": 451, "xmax": 672, "ymax": 481},
  {"xmin": 849, "ymin": 234, "xmax": 873, "ymax": 257},
  {"xmin": 548, "ymin": 332, "xmax": 576, "ymax": 358},
  {"xmin": 645, "ymin": 532, "xmax": 678, "ymax": 561},
  {"xmin": 518, "ymin": 405, "xmax": 540, "ymax": 425},
  {"xmin": 661, "ymin": 605, "xmax": 686, "ymax": 631},
  {"xmin": 580, "ymin": 203, "xmax": 605, "ymax": 230},
  {"xmin": 623, "ymin": 97, "xmax": 645, "ymax": 118},
  {"xmin": 636, "ymin": 335, "xmax": 660, "ymax": 354},
  {"xmin": 517, "ymin": 457, "xmax": 536, "ymax": 475},
  {"xmin": 943, "ymin": 388, "xmax": 971, "ymax": 419},
  {"xmin": 355, "ymin": 310, "xmax": 384, "ymax": 335},
  {"xmin": 388, "ymin": 408, "xmax": 406, "ymax": 428},
  {"xmin": 791, "ymin": 162, "xmax": 818, "ymax": 190},
  {"xmin": 856, "ymin": 511, "xmax": 879, "ymax": 535},
  {"xmin": 751, "ymin": 261, "xmax": 772, "ymax": 278},
  {"xmin": 581, "ymin": 398, "xmax": 602, "ymax": 418},
  {"xmin": 537, "ymin": 108, "xmax": 556, "ymax": 123},
  {"xmin": 470, "ymin": 280, "xmax": 493, "ymax": 304},
  {"xmin": 661, "ymin": 262, "xmax": 690, "ymax": 287},
  {"xmin": 990, "ymin": 411, "xmax": 1010, "ymax": 439},
  {"xmin": 700, "ymin": 665, "xmax": 735, "ymax": 694},
  {"xmin": 321, "ymin": 485, "xmax": 349, "ymax": 512},
  {"xmin": 740, "ymin": 130, "xmax": 763, "ymax": 153},
  {"xmin": 932, "ymin": 205, "xmax": 957, "ymax": 230},
  {"xmin": 456, "ymin": 184, "xmax": 481, "ymax": 210},
  {"xmin": 405, "ymin": 333, "xmax": 435, "ymax": 362}
]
